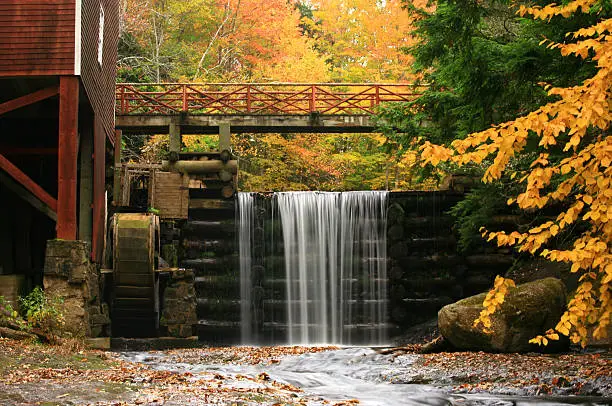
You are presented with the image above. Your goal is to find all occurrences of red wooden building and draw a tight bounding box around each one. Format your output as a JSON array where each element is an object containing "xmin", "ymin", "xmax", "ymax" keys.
[{"xmin": 0, "ymin": 0, "xmax": 119, "ymax": 285}]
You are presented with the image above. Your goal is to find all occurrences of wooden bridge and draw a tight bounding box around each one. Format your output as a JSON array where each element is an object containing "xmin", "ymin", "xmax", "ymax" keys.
[{"xmin": 115, "ymin": 83, "xmax": 423, "ymax": 134}]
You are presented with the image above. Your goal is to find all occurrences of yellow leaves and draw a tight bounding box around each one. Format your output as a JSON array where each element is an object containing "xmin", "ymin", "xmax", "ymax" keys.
[
  {"xmin": 518, "ymin": 0, "xmax": 601, "ymax": 21},
  {"xmin": 529, "ymin": 336, "xmax": 548, "ymax": 346},
  {"xmin": 419, "ymin": 142, "xmax": 454, "ymax": 166},
  {"xmin": 413, "ymin": 0, "xmax": 611, "ymax": 347},
  {"xmin": 530, "ymin": 328, "xmax": 561, "ymax": 346},
  {"xmin": 473, "ymin": 276, "xmax": 516, "ymax": 333}
]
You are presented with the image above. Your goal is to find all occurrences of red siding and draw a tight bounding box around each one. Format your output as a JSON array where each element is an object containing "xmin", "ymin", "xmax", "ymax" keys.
[
  {"xmin": 0, "ymin": 1, "xmax": 76, "ymax": 76},
  {"xmin": 80, "ymin": 0, "xmax": 119, "ymax": 141},
  {"xmin": 80, "ymin": 0, "xmax": 119, "ymax": 261}
]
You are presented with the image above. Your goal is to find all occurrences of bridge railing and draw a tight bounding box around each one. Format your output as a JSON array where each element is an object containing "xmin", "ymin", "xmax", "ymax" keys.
[{"xmin": 115, "ymin": 83, "xmax": 424, "ymax": 116}]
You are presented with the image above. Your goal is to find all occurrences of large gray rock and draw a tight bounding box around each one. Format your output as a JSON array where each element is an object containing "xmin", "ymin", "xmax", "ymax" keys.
[{"xmin": 438, "ymin": 277, "xmax": 567, "ymax": 352}]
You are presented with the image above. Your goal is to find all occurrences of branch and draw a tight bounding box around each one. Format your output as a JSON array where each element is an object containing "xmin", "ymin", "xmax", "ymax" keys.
[{"xmin": 193, "ymin": 0, "xmax": 233, "ymax": 80}]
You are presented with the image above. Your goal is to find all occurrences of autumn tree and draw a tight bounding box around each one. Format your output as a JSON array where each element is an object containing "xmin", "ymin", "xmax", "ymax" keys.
[
  {"xmin": 302, "ymin": 0, "xmax": 419, "ymax": 81},
  {"xmin": 118, "ymin": 0, "xmax": 330, "ymax": 82},
  {"xmin": 419, "ymin": 0, "xmax": 611, "ymax": 346}
]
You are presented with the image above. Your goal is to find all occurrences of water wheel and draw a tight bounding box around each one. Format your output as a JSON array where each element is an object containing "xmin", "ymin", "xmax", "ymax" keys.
[{"xmin": 110, "ymin": 213, "xmax": 159, "ymax": 337}]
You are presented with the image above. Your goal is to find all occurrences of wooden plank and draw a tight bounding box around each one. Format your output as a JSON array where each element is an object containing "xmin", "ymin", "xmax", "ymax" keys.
[
  {"xmin": 0, "ymin": 27, "xmax": 75, "ymax": 33},
  {"xmin": 152, "ymin": 171, "xmax": 189, "ymax": 219},
  {"xmin": 0, "ymin": 69, "xmax": 75, "ymax": 77},
  {"xmin": 0, "ymin": 153, "xmax": 58, "ymax": 213},
  {"xmin": 0, "ymin": 59, "xmax": 75, "ymax": 66},
  {"xmin": 56, "ymin": 76, "xmax": 79, "ymax": 240},
  {"xmin": 0, "ymin": 32, "xmax": 74, "ymax": 40},
  {"xmin": 0, "ymin": 39, "xmax": 74, "ymax": 48},
  {"xmin": 0, "ymin": 86, "xmax": 59, "ymax": 116},
  {"xmin": 189, "ymin": 198, "xmax": 235, "ymax": 210},
  {"xmin": 0, "ymin": 19, "xmax": 75, "ymax": 27},
  {"xmin": 0, "ymin": 51, "xmax": 76, "ymax": 58}
]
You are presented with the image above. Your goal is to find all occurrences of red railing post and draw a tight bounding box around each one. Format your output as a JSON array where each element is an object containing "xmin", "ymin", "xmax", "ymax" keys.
[
  {"xmin": 182, "ymin": 84, "xmax": 188, "ymax": 112},
  {"xmin": 247, "ymin": 85, "xmax": 252, "ymax": 113},
  {"xmin": 120, "ymin": 85, "xmax": 126, "ymax": 114},
  {"xmin": 310, "ymin": 85, "xmax": 316, "ymax": 112},
  {"xmin": 375, "ymin": 85, "xmax": 380, "ymax": 105}
]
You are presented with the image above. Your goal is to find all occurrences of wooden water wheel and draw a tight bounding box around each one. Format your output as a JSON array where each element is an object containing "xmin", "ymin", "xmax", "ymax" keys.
[{"xmin": 110, "ymin": 213, "xmax": 159, "ymax": 337}]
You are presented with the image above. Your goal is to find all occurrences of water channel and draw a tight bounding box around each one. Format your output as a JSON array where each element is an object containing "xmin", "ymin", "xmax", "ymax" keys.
[{"xmin": 121, "ymin": 347, "xmax": 611, "ymax": 405}]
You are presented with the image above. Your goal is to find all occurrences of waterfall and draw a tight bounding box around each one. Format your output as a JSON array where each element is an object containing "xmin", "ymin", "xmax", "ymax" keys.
[
  {"xmin": 276, "ymin": 192, "xmax": 341, "ymax": 344},
  {"xmin": 237, "ymin": 191, "xmax": 389, "ymax": 346},
  {"xmin": 237, "ymin": 192, "xmax": 255, "ymax": 343}
]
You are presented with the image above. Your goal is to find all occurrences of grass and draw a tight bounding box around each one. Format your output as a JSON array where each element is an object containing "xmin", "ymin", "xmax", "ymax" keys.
[{"xmin": 0, "ymin": 339, "xmax": 116, "ymax": 375}]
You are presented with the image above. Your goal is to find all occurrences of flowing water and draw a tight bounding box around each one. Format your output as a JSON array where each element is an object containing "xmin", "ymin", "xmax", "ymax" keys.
[
  {"xmin": 238, "ymin": 192, "xmax": 256, "ymax": 343},
  {"xmin": 238, "ymin": 191, "xmax": 389, "ymax": 345},
  {"xmin": 121, "ymin": 348, "xmax": 611, "ymax": 406}
]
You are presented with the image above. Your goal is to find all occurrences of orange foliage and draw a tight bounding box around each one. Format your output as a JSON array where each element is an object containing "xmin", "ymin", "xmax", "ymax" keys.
[{"xmin": 306, "ymin": 0, "xmax": 422, "ymax": 81}]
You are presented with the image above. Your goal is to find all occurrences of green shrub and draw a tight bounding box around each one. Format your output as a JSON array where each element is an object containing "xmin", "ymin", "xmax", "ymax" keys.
[
  {"xmin": 0, "ymin": 296, "xmax": 26, "ymax": 330},
  {"xmin": 19, "ymin": 287, "xmax": 65, "ymax": 337}
]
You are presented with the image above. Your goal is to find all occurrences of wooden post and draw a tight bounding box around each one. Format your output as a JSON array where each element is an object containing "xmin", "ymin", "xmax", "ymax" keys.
[
  {"xmin": 78, "ymin": 120, "xmax": 93, "ymax": 244},
  {"xmin": 92, "ymin": 117, "xmax": 106, "ymax": 262},
  {"xmin": 310, "ymin": 85, "xmax": 316, "ymax": 112},
  {"xmin": 246, "ymin": 85, "xmax": 251, "ymax": 113},
  {"xmin": 182, "ymin": 84, "xmax": 188, "ymax": 112},
  {"xmin": 169, "ymin": 122, "xmax": 181, "ymax": 162},
  {"xmin": 57, "ymin": 76, "xmax": 79, "ymax": 240},
  {"xmin": 219, "ymin": 122, "xmax": 231, "ymax": 152},
  {"xmin": 113, "ymin": 129, "xmax": 122, "ymax": 205}
]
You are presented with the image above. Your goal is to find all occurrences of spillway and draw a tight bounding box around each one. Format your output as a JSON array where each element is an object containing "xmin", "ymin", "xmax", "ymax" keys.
[{"xmin": 238, "ymin": 191, "xmax": 389, "ymax": 345}]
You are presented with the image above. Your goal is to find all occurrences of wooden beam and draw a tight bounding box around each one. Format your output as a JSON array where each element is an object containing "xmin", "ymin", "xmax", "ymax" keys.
[
  {"xmin": 79, "ymin": 124, "xmax": 93, "ymax": 244},
  {"xmin": 113, "ymin": 129, "xmax": 122, "ymax": 205},
  {"xmin": 57, "ymin": 76, "xmax": 79, "ymax": 240},
  {"xmin": 0, "ymin": 86, "xmax": 59, "ymax": 116},
  {"xmin": 0, "ymin": 146, "xmax": 58, "ymax": 156},
  {"xmin": 92, "ymin": 116, "xmax": 106, "ymax": 263},
  {"xmin": 0, "ymin": 153, "xmax": 58, "ymax": 216}
]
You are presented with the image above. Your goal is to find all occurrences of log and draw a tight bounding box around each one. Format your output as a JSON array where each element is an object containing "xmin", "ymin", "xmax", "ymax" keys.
[
  {"xmin": 420, "ymin": 335, "xmax": 453, "ymax": 353},
  {"xmin": 162, "ymin": 160, "xmax": 238, "ymax": 174},
  {"xmin": 390, "ymin": 284, "xmax": 406, "ymax": 301},
  {"xmin": 387, "ymin": 203, "xmax": 405, "ymax": 225},
  {"xmin": 388, "ymin": 224, "xmax": 404, "ymax": 241},
  {"xmin": 389, "ymin": 266, "xmax": 404, "ymax": 280},
  {"xmin": 220, "ymin": 149, "xmax": 231, "ymax": 163},
  {"xmin": 377, "ymin": 344, "xmax": 422, "ymax": 356},
  {"xmin": 0, "ymin": 326, "xmax": 36, "ymax": 341},
  {"xmin": 0, "ymin": 318, "xmax": 25, "ymax": 331},
  {"xmin": 219, "ymin": 169, "xmax": 234, "ymax": 182},
  {"xmin": 221, "ymin": 185, "xmax": 235, "ymax": 199}
]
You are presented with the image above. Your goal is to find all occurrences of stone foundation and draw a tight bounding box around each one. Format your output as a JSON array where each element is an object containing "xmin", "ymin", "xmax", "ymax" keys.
[
  {"xmin": 44, "ymin": 240, "xmax": 110, "ymax": 337},
  {"xmin": 386, "ymin": 191, "xmax": 514, "ymax": 332},
  {"xmin": 160, "ymin": 269, "xmax": 197, "ymax": 338}
]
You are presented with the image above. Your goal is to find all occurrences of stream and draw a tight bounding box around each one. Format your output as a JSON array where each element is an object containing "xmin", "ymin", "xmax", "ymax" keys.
[{"xmin": 121, "ymin": 347, "xmax": 612, "ymax": 406}]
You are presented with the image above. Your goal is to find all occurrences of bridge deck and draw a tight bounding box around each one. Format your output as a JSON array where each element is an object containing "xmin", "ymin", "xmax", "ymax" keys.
[
  {"xmin": 115, "ymin": 83, "xmax": 423, "ymax": 134},
  {"xmin": 116, "ymin": 114, "xmax": 374, "ymax": 134}
]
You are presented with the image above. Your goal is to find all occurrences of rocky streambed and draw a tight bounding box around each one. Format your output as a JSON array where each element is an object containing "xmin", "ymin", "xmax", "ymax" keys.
[
  {"xmin": 0, "ymin": 338, "xmax": 610, "ymax": 405},
  {"xmin": 120, "ymin": 346, "xmax": 612, "ymax": 405}
]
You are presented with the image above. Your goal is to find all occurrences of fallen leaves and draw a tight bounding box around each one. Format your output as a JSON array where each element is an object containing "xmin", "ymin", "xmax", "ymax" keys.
[
  {"xmin": 413, "ymin": 350, "xmax": 612, "ymax": 396},
  {"xmin": 0, "ymin": 339, "xmax": 341, "ymax": 405}
]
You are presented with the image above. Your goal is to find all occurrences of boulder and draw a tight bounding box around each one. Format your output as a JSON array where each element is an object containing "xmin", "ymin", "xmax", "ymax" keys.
[{"xmin": 438, "ymin": 277, "xmax": 567, "ymax": 353}]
